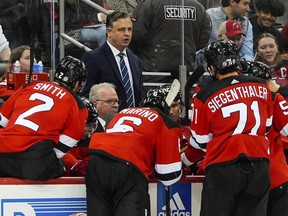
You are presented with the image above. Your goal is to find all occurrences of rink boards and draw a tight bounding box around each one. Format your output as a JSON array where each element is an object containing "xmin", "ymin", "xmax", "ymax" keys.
[{"xmin": 0, "ymin": 176, "xmax": 204, "ymax": 216}]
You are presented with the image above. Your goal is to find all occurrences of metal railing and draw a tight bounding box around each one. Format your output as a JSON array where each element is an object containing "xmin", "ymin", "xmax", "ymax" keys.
[{"xmin": 59, "ymin": 0, "xmax": 109, "ymax": 59}]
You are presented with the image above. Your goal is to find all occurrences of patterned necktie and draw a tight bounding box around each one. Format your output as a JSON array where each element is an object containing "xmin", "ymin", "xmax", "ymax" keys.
[{"xmin": 118, "ymin": 53, "xmax": 134, "ymax": 107}]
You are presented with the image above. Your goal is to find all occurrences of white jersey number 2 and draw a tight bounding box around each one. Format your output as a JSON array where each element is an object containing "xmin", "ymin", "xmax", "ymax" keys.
[{"xmin": 15, "ymin": 93, "xmax": 54, "ymax": 131}]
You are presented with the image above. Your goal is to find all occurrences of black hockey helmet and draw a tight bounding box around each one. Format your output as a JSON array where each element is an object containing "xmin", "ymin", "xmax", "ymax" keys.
[
  {"xmin": 54, "ymin": 56, "xmax": 87, "ymax": 89},
  {"xmin": 79, "ymin": 96, "xmax": 98, "ymax": 123},
  {"xmin": 142, "ymin": 88, "xmax": 169, "ymax": 114},
  {"xmin": 204, "ymin": 40, "xmax": 241, "ymax": 76},
  {"xmin": 79, "ymin": 96, "xmax": 98, "ymax": 134},
  {"xmin": 250, "ymin": 61, "xmax": 272, "ymax": 80},
  {"xmin": 160, "ymin": 84, "xmax": 183, "ymax": 104}
]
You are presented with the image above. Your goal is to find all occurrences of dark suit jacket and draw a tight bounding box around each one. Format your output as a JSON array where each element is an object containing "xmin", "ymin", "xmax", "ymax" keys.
[{"xmin": 79, "ymin": 42, "xmax": 143, "ymax": 110}]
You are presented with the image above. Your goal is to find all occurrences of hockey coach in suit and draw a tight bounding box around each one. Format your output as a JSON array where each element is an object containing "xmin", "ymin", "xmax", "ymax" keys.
[{"xmin": 79, "ymin": 11, "xmax": 143, "ymax": 110}]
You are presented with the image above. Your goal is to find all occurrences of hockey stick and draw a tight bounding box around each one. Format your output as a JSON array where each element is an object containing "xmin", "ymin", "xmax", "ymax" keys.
[
  {"xmin": 164, "ymin": 79, "xmax": 180, "ymax": 216},
  {"xmin": 165, "ymin": 79, "xmax": 181, "ymax": 107},
  {"xmin": 184, "ymin": 65, "xmax": 206, "ymax": 119},
  {"xmin": 165, "ymin": 186, "xmax": 171, "ymax": 216}
]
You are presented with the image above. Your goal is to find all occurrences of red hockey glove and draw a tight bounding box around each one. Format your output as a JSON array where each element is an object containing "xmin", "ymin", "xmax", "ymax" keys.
[
  {"xmin": 196, "ymin": 158, "xmax": 206, "ymax": 175},
  {"xmin": 70, "ymin": 157, "xmax": 89, "ymax": 176}
]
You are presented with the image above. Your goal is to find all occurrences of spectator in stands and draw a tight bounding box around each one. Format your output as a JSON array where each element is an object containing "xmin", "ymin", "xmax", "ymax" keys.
[
  {"xmin": 64, "ymin": 0, "xmax": 107, "ymax": 58},
  {"xmin": 249, "ymin": 0, "xmax": 285, "ymax": 53},
  {"xmin": 63, "ymin": 0, "xmax": 106, "ymax": 61},
  {"xmin": 190, "ymin": 40, "xmax": 274, "ymax": 216},
  {"xmin": 0, "ymin": 25, "xmax": 11, "ymax": 61},
  {"xmin": 89, "ymin": 82, "xmax": 120, "ymax": 131},
  {"xmin": 9, "ymin": 45, "xmax": 31, "ymax": 72},
  {"xmin": 255, "ymin": 33, "xmax": 288, "ymax": 87},
  {"xmin": 86, "ymin": 86, "xmax": 182, "ymax": 215},
  {"xmin": 218, "ymin": 20, "xmax": 246, "ymax": 49},
  {"xmin": 130, "ymin": 0, "xmax": 211, "ymax": 84},
  {"xmin": 0, "ymin": 45, "xmax": 32, "ymax": 102},
  {"xmin": 281, "ymin": 22, "xmax": 288, "ymax": 58},
  {"xmin": 206, "ymin": 0, "xmax": 254, "ymax": 61},
  {"xmin": 79, "ymin": 11, "xmax": 143, "ymax": 110},
  {"xmin": 0, "ymin": 55, "xmax": 88, "ymax": 181}
]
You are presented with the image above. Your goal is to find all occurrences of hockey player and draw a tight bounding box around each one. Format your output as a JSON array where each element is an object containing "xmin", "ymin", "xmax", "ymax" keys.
[
  {"xmin": 86, "ymin": 87, "xmax": 182, "ymax": 216},
  {"xmin": 158, "ymin": 84, "xmax": 206, "ymax": 174},
  {"xmin": 0, "ymin": 55, "xmax": 88, "ymax": 180},
  {"xmin": 63, "ymin": 96, "xmax": 98, "ymax": 176},
  {"xmin": 250, "ymin": 61, "xmax": 288, "ymax": 216},
  {"xmin": 190, "ymin": 40, "xmax": 288, "ymax": 216}
]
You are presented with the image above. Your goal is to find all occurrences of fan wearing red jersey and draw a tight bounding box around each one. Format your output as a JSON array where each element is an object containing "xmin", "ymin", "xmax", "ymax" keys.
[
  {"xmin": 0, "ymin": 55, "xmax": 88, "ymax": 181},
  {"xmin": 86, "ymin": 87, "xmax": 182, "ymax": 216},
  {"xmin": 190, "ymin": 41, "xmax": 274, "ymax": 216}
]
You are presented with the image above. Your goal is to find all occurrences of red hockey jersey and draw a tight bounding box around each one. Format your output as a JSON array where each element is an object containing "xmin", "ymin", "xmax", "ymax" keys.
[
  {"xmin": 180, "ymin": 124, "xmax": 205, "ymax": 166},
  {"xmin": 272, "ymin": 64, "xmax": 288, "ymax": 87},
  {"xmin": 268, "ymin": 87, "xmax": 288, "ymax": 189},
  {"xmin": 276, "ymin": 85, "xmax": 288, "ymax": 150},
  {"xmin": 268, "ymin": 127, "xmax": 288, "ymax": 189},
  {"xmin": 0, "ymin": 81, "xmax": 88, "ymax": 158},
  {"xmin": 89, "ymin": 107, "xmax": 182, "ymax": 186},
  {"xmin": 190, "ymin": 75, "xmax": 274, "ymax": 170}
]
